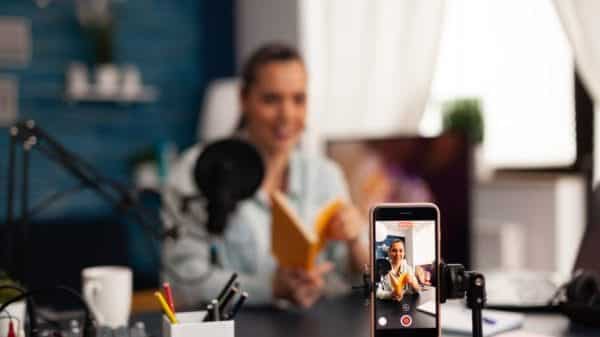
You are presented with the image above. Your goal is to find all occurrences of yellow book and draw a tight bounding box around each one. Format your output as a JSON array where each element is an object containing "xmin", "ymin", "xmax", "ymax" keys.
[
  {"xmin": 270, "ymin": 191, "xmax": 343, "ymax": 270},
  {"xmin": 390, "ymin": 272, "xmax": 409, "ymax": 294}
]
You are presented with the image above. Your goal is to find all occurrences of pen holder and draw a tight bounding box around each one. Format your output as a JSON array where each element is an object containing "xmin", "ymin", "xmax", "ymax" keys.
[{"xmin": 162, "ymin": 311, "xmax": 234, "ymax": 337}]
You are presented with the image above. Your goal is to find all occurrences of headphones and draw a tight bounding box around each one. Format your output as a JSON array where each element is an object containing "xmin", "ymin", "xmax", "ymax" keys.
[{"xmin": 556, "ymin": 269, "xmax": 600, "ymax": 327}]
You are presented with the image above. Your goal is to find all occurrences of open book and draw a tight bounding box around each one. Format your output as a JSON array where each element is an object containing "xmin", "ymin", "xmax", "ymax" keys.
[
  {"xmin": 390, "ymin": 272, "xmax": 409, "ymax": 294},
  {"xmin": 270, "ymin": 191, "xmax": 343, "ymax": 270}
]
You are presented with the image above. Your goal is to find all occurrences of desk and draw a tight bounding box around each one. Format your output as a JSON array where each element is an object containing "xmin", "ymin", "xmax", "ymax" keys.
[{"xmin": 137, "ymin": 295, "xmax": 599, "ymax": 337}]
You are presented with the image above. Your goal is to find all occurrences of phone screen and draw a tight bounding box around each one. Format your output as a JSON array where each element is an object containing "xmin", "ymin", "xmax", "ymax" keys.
[{"xmin": 372, "ymin": 205, "xmax": 439, "ymax": 337}]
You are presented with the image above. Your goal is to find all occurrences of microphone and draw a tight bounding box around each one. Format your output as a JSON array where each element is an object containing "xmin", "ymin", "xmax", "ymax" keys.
[{"xmin": 179, "ymin": 138, "xmax": 264, "ymax": 235}]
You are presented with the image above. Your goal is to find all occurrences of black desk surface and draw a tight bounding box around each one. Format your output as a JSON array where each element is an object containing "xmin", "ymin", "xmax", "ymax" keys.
[{"xmin": 138, "ymin": 295, "xmax": 599, "ymax": 337}]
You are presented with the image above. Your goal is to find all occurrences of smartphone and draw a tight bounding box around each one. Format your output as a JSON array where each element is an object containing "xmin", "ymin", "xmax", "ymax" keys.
[{"xmin": 370, "ymin": 203, "xmax": 441, "ymax": 337}]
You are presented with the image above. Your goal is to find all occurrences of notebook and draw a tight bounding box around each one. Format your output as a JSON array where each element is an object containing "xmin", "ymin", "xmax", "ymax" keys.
[
  {"xmin": 441, "ymin": 302, "xmax": 524, "ymax": 336},
  {"xmin": 417, "ymin": 300, "xmax": 436, "ymax": 315}
]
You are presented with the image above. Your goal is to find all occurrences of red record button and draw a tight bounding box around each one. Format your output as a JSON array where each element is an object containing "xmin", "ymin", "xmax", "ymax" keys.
[{"xmin": 400, "ymin": 314, "xmax": 413, "ymax": 327}]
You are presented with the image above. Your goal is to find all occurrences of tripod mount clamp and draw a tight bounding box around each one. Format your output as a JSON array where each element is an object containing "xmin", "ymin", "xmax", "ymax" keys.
[{"xmin": 353, "ymin": 262, "xmax": 486, "ymax": 337}]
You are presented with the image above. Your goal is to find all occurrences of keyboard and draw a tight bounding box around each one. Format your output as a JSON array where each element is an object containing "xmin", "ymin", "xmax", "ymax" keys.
[{"xmin": 484, "ymin": 271, "xmax": 564, "ymax": 309}]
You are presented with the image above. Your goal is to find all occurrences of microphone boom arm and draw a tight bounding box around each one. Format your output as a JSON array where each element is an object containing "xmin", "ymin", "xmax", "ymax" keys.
[{"xmin": 4, "ymin": 120, "xmax": 166, "ymax": 282}]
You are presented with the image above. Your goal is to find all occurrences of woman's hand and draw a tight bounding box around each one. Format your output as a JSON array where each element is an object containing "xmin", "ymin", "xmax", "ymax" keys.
[
  {"xmin": 408, "ymin": 273, "xmax": 422, "ymax": 292},
  {"xmin": 273, "ymin": 262, "xmax": 334, "ymax": 308},
  {"xmin": 392, "ymin": 291, "xmax": 404, "ymax": 302},
  {"xmin": 415, "ymin": 266, "xmax": 430, "ymax": 286},
  {"xmin": 326, "ymin": 202, "xmax": 369, "ymax": 270},
  {"xmin": 327, "ymin": 203, "xmax": 363, "ymax": 242}
]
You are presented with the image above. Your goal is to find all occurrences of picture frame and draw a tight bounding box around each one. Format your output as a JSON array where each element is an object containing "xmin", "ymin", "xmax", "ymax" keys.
[{"xmin": 0, "ymin": 76, "xmax": 18, "ymax": 126}]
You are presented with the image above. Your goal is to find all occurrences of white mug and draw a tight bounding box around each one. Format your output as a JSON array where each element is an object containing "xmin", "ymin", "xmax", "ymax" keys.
[{"xmin": 82, "ymin": 266, "xmax": 132, "ymax": 328}]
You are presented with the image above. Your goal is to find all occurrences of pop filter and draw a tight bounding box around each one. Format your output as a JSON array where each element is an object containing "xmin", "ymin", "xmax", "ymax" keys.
[{"xmin": 191, "ymin": 138, "xmax": 264, "ymax": 235}]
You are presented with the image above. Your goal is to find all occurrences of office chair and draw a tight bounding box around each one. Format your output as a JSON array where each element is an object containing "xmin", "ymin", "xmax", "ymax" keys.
[{"xmin": 197, "ymin": 78, "xmax": 241, "ymax": 143}]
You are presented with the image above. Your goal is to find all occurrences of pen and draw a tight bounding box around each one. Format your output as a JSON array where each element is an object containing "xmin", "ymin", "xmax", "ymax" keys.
[
  {"xmin": 163, "ymin": 282, "xmax": 175, "ymax": 312},
  {"xmin": 219, "ymin": 287, "xmax": 239, "ymax": 317},
  {"xmin": 227, "ymin": 291, "xmax": 248, "ymax": 319},
  {"xmin": 217, "ymin": 273, "xmax": 238, "ymax": 302},
  {"xmin": 154, "ymin": 291, "xmax": 178, "ymax": 324},
  {"xmin": 482, "ymin": 316, "xmax": 496, "ymax": 325},
  {"xmin": 211, "ymin": 299, "xmax": 220, "ymax": 321}
]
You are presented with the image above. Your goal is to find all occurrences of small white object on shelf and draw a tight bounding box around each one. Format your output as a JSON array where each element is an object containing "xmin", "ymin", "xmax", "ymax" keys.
[
  {"xmin": 162, "ymin": 311, "xmax": 234, "ymax": 337},
  {"xmin": 95, "ymin": 64, "xmax": 120, "ymax": 97},
  {"xmin": 65, "ymin": 62, "xmax": 158, "ymax": 103},
  {"xmin": 121, "ymin": 65, "xmax": 142, "ymax": 100},
  {"xmin": 67, "ymin": 62, "xmax": 89, "ymax": 98}
]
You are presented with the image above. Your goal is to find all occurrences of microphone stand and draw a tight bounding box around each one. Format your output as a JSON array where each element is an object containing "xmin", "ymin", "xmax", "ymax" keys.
[{"xmin": 4, "ymin": 120, "xmax": 166, "ymax": 283}]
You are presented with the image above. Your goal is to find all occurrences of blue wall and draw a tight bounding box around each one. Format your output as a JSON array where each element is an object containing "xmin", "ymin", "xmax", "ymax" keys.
[
  {"xmin": 0, "ymin": 0, "xmax": 234, "ymax": 288},
  {"xmin": 0, "ymin": 0, "xmax": 234, "ymax": 220}
]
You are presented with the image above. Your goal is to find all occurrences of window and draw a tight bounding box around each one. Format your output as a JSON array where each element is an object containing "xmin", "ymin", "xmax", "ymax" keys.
[{"xmin": 421, "ymin": 0, "xmax": 575, "ymax": 168}]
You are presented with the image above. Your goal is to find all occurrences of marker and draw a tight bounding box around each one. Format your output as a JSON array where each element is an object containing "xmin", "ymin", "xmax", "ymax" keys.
[
  {"xmin": 154, "ymin": 292, "xmax": 178, "ymax": 324},
  {"xmin": 7, "ymin": 320, "xmax": 15, "ymax": 337},
  {"xmin": 227, "ymin": 292, "xmax": 248, "ymax": 319},
  {"xmin": 217, "ymin": 273, "xmax": 238, "ymax": 303},
  {"xmin": 162, "ymin": 282, "xmax": 175, "ymax": 312}
]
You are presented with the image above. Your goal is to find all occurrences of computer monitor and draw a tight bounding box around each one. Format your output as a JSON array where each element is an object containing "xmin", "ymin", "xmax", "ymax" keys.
[{"xmin": 327, "ymin": 133, "xmax": 472, "ymax": 267}]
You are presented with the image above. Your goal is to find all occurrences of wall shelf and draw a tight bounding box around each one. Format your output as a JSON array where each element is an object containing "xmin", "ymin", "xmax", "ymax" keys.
[{"xmin": 65, "ymin": 86, "xmax": 158, "ymax": 104}]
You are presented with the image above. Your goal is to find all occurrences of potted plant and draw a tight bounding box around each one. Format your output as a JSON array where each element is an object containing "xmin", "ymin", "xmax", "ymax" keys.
[
  {"xmin": 442, "ymin": 97, "xmax": 484, "ymax": 144},
  {"xmin": 76, "ymin": 0, "xmax": 115, "ymax": 65},
  {"xmin": 0, "ymin": 271, "xmax": 26, "ymax": 337},
  {"xmin": 442, "ymin": 97, "xmax": 491, "ymax": 180}
]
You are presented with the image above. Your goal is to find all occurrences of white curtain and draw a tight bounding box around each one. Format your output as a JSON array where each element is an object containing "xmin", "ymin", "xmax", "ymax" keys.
[
  {"xmin": 299, "ymin": 0, "xmax": 445, "ymax": 138},
  {"xmin": 553, "ymin": 0, "xmax": 600, "ymax": 182}
]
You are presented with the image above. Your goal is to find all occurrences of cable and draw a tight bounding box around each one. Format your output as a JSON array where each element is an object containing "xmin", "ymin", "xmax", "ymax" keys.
[
  {"xmin": 0, "ymin": 310, "xmax": 21, "ymax": 329},
  {"xmin": 0, "ymin": 285, "xmax": 96, "ymax": 337},
  {"xmin": 0, "ymin": 285, "xmax": 64, "ymax": 331},
  {"xmin": 0, "ymin": 285, "xmax": 37, "ymax": 337}
]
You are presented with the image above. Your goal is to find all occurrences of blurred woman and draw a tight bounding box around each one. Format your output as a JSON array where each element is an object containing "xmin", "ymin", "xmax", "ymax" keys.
[
  {"xmin": 376, "ymin": 239, "xmax": 421, "ymax": 301},
  {"xmin": 162, "ymin": 43, "xmax": 368, "ymax": 308}
]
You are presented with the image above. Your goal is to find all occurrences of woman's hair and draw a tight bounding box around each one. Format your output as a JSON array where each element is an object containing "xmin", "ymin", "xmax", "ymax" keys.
[
  {"xmin": 235, "ymin": 42, "xmax": 304, "ymax": 131},
  {"xmin": 240, "ymin": 42, "xmax": 304, "ymax": 97},
  {"xmin": 389, "ymin": 239, "xmax": 406, "ymax": 252}
]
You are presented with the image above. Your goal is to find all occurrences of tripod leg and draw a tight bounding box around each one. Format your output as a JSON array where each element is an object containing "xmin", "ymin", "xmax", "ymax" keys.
[
  {"xmin": 472, "ymin": 306, "xmax": 483, "ymax": 337},
  {"xmin": 466, "ymin": 272, "xmax": 486, "ymax": 337}
]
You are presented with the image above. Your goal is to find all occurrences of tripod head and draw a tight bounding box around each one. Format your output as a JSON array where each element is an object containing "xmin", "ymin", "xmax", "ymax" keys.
[
  {"xmin": 353, "ymin": 262, "xmax": 486, "ymax": 337},
  {"xmin": 440, "ymin": 263, "xmax": 486, "ymax": 309}
]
